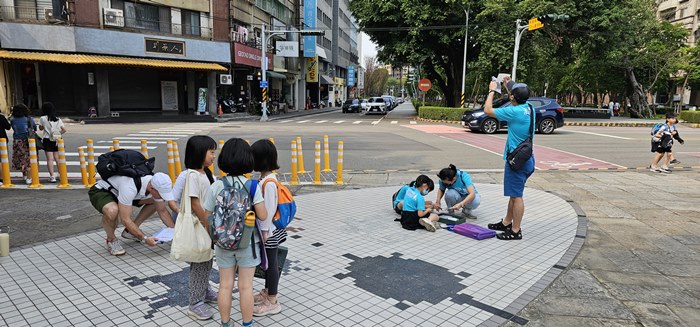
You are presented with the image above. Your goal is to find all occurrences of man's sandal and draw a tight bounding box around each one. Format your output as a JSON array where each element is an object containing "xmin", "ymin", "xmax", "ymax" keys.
[
  {"xmin": 496, "ymin": 228, "xmax": 522, "ymax": 240},
  {"xmin": 487, "ymin": 221, "xmax": 512, "ymax": 231}
]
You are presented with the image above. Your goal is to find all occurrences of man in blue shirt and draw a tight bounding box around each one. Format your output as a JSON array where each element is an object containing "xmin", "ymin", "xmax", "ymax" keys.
[{"xmin": 484, "ymin": 77, "xmax": 535, "ymax": 240}]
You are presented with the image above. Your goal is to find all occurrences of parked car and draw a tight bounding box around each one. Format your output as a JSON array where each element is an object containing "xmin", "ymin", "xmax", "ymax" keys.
[
  {"xmin": 342, "ymin": 99, "xmax": 362, "ymax": 113},
  {"xmin": 381, "ymin": 95, "xmax": 396, "ymax": 110},
  {"xmin": 366, "ymin": 97, "xmax": 389, "ymax": 114},
  {"xmin": 360, "ymin": 99, "xmax": 369, "ymax": 111},
  {"xmin": 461, "ymin": 97, "xmax": 565, "ymax": 134}
]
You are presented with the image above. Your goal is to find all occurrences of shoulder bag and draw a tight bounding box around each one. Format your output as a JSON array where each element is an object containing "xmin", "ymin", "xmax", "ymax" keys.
[
  {"xmin": 170, "ymin": 171, "xmax": 213, "ymax": 263},
  {"xmin": 506, "ymin": 103, "xmax": 535, "ymax": 170},
  {"xmin": 26, "ymin": 117, "xmax": 43, "ymax": 151}
]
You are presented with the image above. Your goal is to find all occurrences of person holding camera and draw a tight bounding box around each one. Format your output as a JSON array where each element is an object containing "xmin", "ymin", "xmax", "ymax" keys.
[{"xmin": 483, "ymin": 77, "xmax": 535, "ymax": 240}]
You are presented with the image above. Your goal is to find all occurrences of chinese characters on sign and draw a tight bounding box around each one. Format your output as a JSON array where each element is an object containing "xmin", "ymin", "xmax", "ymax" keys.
[
  {"xmin": 306, "ymin": 57, "xmax": 318, "ymax": 83},
  {"xmin": 145, "ymin": 38, "xmax": 186, "ymax": 55},
  {"xmin": 303, "ymin": 0, "xmax": 317, "ymax": 57},
  {"xmin": 275, "ymin": 41, "xmax": 299, "ymax": 57}
]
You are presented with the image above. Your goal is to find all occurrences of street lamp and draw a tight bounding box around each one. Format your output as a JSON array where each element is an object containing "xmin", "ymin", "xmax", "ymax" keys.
[
  {"xmin": 460, "ymin": 6, "xmax": 470, "ymax": 108},
  {"xmin": 260, "ymin": 24, "xmax": 324, "ymax": 121}
]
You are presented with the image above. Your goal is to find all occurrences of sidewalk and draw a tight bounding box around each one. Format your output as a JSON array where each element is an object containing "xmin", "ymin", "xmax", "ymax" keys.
[{"xmin": 1, "ymin": 169, "xmax": 699, "ymax": 326}]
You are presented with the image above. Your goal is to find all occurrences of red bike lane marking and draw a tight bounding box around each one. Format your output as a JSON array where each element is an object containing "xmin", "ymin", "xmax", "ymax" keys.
[{"xmin": 406, "ymin": 125, "xmax": 625, "ymax": 170}]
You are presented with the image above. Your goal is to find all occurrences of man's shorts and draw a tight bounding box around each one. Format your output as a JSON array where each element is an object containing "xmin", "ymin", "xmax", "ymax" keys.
[
  {"xmin": 503, "ymin": 156, "xmax": 535, "ymax": 198},
  {"xmin": 88, "ymin": 185, "xmax": 144, "ymax": 213},
  {"xmin": 215, "ymin": 243, "xmax": 261, "ymax": 269}
]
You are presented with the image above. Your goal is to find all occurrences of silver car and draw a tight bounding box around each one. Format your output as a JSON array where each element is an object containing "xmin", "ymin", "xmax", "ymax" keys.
[{"xmin": 366, "ymin": 97, "xmax": 388, "ymax": 115}]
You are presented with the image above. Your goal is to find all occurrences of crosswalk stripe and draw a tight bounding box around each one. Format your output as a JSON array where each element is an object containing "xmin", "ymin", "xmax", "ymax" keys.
[
  {"xmin": 353, "ymin": 121, "xmax": 362, "ymax": 124},
  {"xmin": 277, "ymin": 120, "xmax": 294, "ymax": 124},
  {"xmin": 315, "ymin": 120, "xmax": 328, "ymax": 124},
  {"xmin": 115, "ymin": 137, "xmax": 177, "ymax": 140},
  {"xmin": 297, "ymin": 120, "xmax": 309, "ymax": 124},
  {"xmin": 410, "ymin": 121, "xmax": 417, "ymax": 125},
  {"xmin": 334, "ymin": 121, "xmax": 345, "ymax": 124},
  {"xmin": 134, "ymin": 131, "xmax": 196, "ymax": 135},
  {"xmin": 391, "ymin": 121, "xmax": 398, "ymax": 124},
  {"xmin": 126, "ymin": 134, "xmax": 190, "ymax": 138},
  {"xmin": 98, "ymin": 140, "xmax": 167, "ymax": 144},
  {"xmin": 371, "ymin": 121, "xmax": 380, "ymax": 125}
]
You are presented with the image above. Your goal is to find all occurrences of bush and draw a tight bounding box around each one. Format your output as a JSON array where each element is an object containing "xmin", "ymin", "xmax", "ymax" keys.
[
  {"xmin": 412, "ymin": 100, "xmax": 421, "ymax": 111},
  {"xmin": 681, "ymin": 111, "xmax": 700, "ymax": 123},
  {"xmin": 418, "ymin": 106, "xmax": 464, "ymax": 121}
]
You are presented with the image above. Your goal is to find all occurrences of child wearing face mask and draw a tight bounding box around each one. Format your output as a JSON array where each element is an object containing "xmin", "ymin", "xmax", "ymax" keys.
[
  {"xmin": 392, "ymin": 177, "xmax": 435, "ymax": 215},
  {"xmin": 400, "ymin": 175, "xmax": 440, "ymax": 232}
]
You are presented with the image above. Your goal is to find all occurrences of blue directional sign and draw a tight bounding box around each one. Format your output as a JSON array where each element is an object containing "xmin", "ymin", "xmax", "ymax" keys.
[
  {"xmin": 347, "ymin": 65, "xmax": 355, "ymax": 87},
  {"xmin": 303, "ymin": 0, "xmax": 317, "ymax": 57},
  {"xmin": 260, "ymin": 81, "xmax": 268, "ymax": 88}
]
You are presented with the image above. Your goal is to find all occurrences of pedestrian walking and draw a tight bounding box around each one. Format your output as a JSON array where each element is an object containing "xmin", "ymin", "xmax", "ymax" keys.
[
  {"xmin": 613, "ymin": 101, "xmax": 620, "ymax": 116},
  {"xmin": 171, "ymin": 136, "xmax": 219, "ymax": 320},
  {"xmin": 608, "ymin": 100, "xmax": 614, "ymax": 117},
  {"xmin": 484, "ymin": 77, "xmax": 536, "ymax": 240},
  {"xmin": 37, "ymin": 102, "xmax": 66, "ymax": 183},
  {"xmin": 434, "ymin": 164, "xmax": 480, "ymax": 219},
  {"xmin": 202, "ymin": 138, "xmax": 267, "ymax": 327},
  {"xmin": 400, "ymin": 175, "xmax": 440, "ymax": 232},
  {"xmin": 649, "ymin": 112, "xmax": 683, "ymax": 173},
  {"xmin": 251, "ymin": 139, "xmax": 287, "ymax": 317},
  {"xmin": 9, "ymin": 104, "xmax": 35, "ymax": 184}
]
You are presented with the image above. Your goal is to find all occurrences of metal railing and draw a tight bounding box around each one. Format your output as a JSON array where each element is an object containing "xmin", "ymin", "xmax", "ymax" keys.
[
  {"xmin": 102, "ymin": 14, "xmax": 213, "ymax": 39},
  {"xmin": 0, "ymin": 5, "xmax": 54, "ymax": 22}
]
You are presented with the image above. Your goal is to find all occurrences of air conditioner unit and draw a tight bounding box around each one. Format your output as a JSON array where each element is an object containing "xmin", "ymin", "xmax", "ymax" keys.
[
  {"xmin": 44, "ymin": 9, "xmax": 54, "ymax": 21},
  {"xmin": 103, "ymin": 8, "xmax": 124, "ymax": 27},
  {"xmin": 220, "ymin": 74, "xmax": 233, "ymax": 85}
]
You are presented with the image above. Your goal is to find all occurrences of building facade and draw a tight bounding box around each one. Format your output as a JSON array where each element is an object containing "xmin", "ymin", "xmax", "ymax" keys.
[
  {"xmin": 656, "ymin": 0, "xmax": 700, "ymax": 107},
  {"xmin": 0, "ymin": 0, "xmax": 231, "ymax": 116}
]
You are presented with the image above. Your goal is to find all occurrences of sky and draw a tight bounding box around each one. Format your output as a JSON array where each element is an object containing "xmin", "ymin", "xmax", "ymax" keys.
[{"xmin": 360, "ymin": 32, "xmax": 378, "ymax": 66}]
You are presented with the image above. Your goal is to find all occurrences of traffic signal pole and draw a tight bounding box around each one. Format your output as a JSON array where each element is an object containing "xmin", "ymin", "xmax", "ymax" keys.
[
  {"xmin": 460, "ymin": 7, "xmax": 469, "ymax": 108},
  {"xmin": 511, "ymin": 19, "xmax": 529, "ymax": 82}
]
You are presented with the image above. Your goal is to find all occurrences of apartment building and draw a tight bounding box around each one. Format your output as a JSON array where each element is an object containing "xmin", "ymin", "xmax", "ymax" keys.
[
  {"xmin": 0, "ymin": 0, "xmax": 231, "ymax": 117},
  {"xmin": 657, "ymin": 0, "xmax": 700, "ymax": 106}
]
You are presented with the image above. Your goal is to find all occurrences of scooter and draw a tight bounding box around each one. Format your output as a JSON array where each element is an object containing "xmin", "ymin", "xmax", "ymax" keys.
[{"xmin": 233, "ymin": 98, "xmax": 246, "ymax": 113}]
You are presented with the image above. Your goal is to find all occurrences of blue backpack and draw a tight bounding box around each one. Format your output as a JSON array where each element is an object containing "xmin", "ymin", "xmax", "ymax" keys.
[{"xmin": 651, "ymin": 123, "xmax": 667, "ymax": 136}]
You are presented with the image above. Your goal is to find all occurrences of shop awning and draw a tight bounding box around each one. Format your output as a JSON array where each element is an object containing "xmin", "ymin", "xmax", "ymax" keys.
[
  {"xmin": 319, "ymin": 74, "xmax": 334, "ymax": 85},
  {"xmin": 0, "ymin": 50, "xmax": 228, "ymax": 72},
  {"xmin": 316, "ymin": 46, "xmax": 328, "ymax": 59},
  {"xmin": 266, "ymin": 71, "xmax": 286, "ymax": 79}
]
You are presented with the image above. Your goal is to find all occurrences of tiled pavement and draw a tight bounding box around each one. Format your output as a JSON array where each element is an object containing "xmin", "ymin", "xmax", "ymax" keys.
[{"xmin": 0, "ymin": 184, "xmax": 580, "ymax": 326}]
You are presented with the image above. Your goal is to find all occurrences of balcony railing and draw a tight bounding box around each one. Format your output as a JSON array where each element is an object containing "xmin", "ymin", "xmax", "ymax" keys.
[
  {"xmin": 0, "ymin": 5, "xmax": 60, "ymax": 22},
  {"xmin": 102, "ymin": 14, "xmax": 213, "ymax": 40}
]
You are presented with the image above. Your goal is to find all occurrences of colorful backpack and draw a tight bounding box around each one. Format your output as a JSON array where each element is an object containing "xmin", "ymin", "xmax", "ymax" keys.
[
  {"xmin": 262, "ymin": 178, "xmax": 297, "ymax": 230},
  {"xmin": 209, "ymin": 176, "xmax": 258, "ymax": 251}
]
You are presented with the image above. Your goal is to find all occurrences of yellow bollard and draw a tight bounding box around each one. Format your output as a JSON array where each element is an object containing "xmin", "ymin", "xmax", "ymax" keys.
[
  {"xmin": 140, "ymin": 139, "xmax": 149, "ymax": 158},
  {"xmin": 0, "ymin": 138, "xmax": 14, "ymax": 188},
  {"xmin": 56, "ymin": 139, "xmax": 71, "ymax": 188},
  {"xmin": 336, "ymin": 141, "xmax": 344, "ymax": 185},
  {"xmin": 27, "ymin": 138, "xmax": 42, "ymax": 188},
  {"xmin": 217, "ymin": 139, "xmax": 225, "ymax": 177},
  {"xmin": 290, "ymin": 140, "xmax": 299, "ymax": 185},
  {"xmin": 78, "ymin": 147, "xmax": 89, "ymax": 187},
  {"xmin": 296, "ymin": 136, "xmax": 307, "ymax": 173},
  {"xmin": 322, "ymin": 135, "xmax": 332, "ymax": 172},
  {"xmin": 87, "ymin": 139, "xmax": 96, "ymax": 186},
  {"xmin": 173, "ymin": 141, "xmax": 182, "ymax": 176},
  {"xmin": 166, "ymin": 140, "xmax": 176, "ymax": 184},
  {"xmin": 313, "ymin": 141, "xmax": 321, "ymax": 185},
  {"xmin": 112, "ymin": 139, "xmax": 120, "ymax": 150}
]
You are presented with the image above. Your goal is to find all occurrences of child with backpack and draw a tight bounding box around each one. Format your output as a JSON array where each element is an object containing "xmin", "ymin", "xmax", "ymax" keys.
[
  {"xmin": 251, "ymin": 139, "xmax": 291, "ymax": 316},
  {"xmin": 170, "ymin": 136, "xmax": 219, "ymax": 320},
  {"xmin": 202, "ymin": 138, "xmax": 267, "ymax": 327},
  {"xmin": 401, "ymin": 175, "xmax": 440, "ymax": 232},
  {"xmin": 650, "ymin": 113, "xmax": 684, "ymax": 173},
  {"xmin": 37, "ymin": 102, "xmax": 66, "ymax": 183},
  {"xmin": 392, "ymin": 178, "xmax": 435, "ymax": 215}
]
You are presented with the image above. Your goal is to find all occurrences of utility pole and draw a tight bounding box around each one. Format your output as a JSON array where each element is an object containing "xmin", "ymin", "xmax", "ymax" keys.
[
  {"xmin": 260, "ymin": 23, "xmax": 269, "ymax": 121},
  {"xmin": 511, "ymin": 19, "xmax": 529, "ymax": 82},
  {"xmin": 460, "ymin": 7, "xmax": 469, "ymax": 108}
]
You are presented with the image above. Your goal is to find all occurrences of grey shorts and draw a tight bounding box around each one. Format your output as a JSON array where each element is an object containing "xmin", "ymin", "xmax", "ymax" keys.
[{"xmin": 215, "ymin": 243, "xmax": 261, "ymax": 269}]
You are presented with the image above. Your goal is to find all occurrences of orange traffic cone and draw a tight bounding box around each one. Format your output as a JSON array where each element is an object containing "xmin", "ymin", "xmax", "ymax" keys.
[{"xmin": 218, "ymin": 104, "xmax": 223, "ymax": 116}]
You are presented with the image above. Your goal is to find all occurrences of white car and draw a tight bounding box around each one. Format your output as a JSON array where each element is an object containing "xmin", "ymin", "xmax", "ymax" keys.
[{"xmin": 365, "ymin": 97, "xmax": 388, "ymax": 115}]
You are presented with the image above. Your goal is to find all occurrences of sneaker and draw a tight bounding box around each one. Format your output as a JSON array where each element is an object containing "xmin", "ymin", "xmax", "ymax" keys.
[
  {"xmin": 121, "ymin": 230, "xmax": 139, "ymax": 242},
  {"xmin": 649, "ymin": 166, "xmax": 661, "ymax": 172},
  {"xmin": 106, "ymin": 239, "xmax": 126, "ymax": 256},
  {"xmin": 187, "ymin": 302, "xmax": 213, "ymax": 320},
  {"xmin": 205, "ymin": 287, "xmax": 218, "ymax": 303},
  {"xmin": 419, "ymin": 218, "xmax": 436, "ymax": 232},
  {"xmin": 462, "ymin": 208, "xmax": 478, "ymax": 220},
  {"xmin": 253, "ymin": 298, "xmax": 282, "ymax": 316},
  {"xmin": 432, "ymin": 221, "xmax": 441, "ymax": 230},
  {"xmin": 670, "ymin": 159, "xmax": 681, "ymax": 165},
  {"xmin": 221, "ymin": 321, "xmax": 232, "ymax": 327},
  {"xmin": 254, "ymin": 289, "xmax": 268, "ymax": 305},
  {"xmin": 660, "ymin": 167, "xmax": 672, "ymax": 174},
  {"xmin": 49, "ymin": 176, "xmax": 57, "ymax": 183},
  {"xmin": 25, "ymin": 178, "xmax": 31, "ymax": 185}
]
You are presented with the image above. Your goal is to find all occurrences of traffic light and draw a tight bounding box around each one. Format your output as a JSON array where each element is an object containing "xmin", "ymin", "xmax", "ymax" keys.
[
  {"xmin": 528, "ymin": 18, "xmax": 544, "ymax": 31},
  {"xmin": 538, "ymin": 14, "xmax": 570, "ymax": 21}
]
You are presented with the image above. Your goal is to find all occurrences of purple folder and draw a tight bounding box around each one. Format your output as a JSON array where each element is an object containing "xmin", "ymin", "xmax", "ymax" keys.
[{"xmin": 453, "ymin": 223, "xmax": 496, "ymax": 240}]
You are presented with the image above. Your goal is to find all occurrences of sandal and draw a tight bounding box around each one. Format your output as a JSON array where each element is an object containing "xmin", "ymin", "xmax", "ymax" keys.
[
  {"xmin": 487, "ymin": 220, "xmax": 511, "ymax": 231},
  {"xmin": 496, "ymin": 228, "xmax": 522, "ymax": 240}
]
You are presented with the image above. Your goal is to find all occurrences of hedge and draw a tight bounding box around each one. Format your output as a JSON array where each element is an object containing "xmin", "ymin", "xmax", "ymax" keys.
[
  {"xmin": 681, "ymin": 111, "xmax": 700, "ymax": 123},
  {"xmin": 418, "ymin": 106, "xmax": 465, "ymax": 121}
]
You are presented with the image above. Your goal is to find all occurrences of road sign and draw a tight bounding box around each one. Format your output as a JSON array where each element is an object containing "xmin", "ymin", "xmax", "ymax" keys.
[
  {"xmin": 418, "ymin": 78, "xmax": 432, "ymax": 92},
  {"xmin": 528, "ymin": 17, "xmax": 544, "ymax": 31},
  {"xmin": 260, "ymin": 81, "xmax": 268, "ymax": 88}
]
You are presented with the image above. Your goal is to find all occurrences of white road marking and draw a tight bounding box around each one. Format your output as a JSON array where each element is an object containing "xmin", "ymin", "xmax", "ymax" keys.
[
  {"xmin": 566, "ymin": 130, "xmax": 632, "ymax": 140},
  {"xmin": 353, "ymin": 121, "xmax": 362, "ymax": 124},
  {"xmin": 126, "ymin": 134, "xmax": 191, "ymax": 138},
  {"xmin": 315, "ymin": 120, "xmax": 328, "ymax": 124},
  {"xmin": 56, "ymin": 215, "xmax": 72, "ymax": 220},
  {"xmin": 391, "ymin": 121, "xmax": 398, "ymax": 124},
  {"xmin": 278, "ymin": 120, "xmax": 294, "ymax": 124},
  {"xmin": 410, "ymin": 121, "xmax": 417, "ymax": 125},
  {"xmin": 297, "ymin": 120, "xmax": 310, "ymax": 124},
  {"xmin": 334, "ymin": 121, "xmax": 345, "ymax": 124},
  {"xmin": 115, "ymin": 137, "xmax": 178, "ymax": 140},
  {"xmin": 98, "ymin": 140, "xmax": 167, "ymax": 144},
  {"xmin": 371, "ymin": 121, "xmax": 380, "ymax": 125}
]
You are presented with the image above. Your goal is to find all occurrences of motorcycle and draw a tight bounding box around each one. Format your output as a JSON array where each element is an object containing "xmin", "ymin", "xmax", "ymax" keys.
[{"xmin": 233, "ymin": 98, "xmax": 246, "ymax": 113}]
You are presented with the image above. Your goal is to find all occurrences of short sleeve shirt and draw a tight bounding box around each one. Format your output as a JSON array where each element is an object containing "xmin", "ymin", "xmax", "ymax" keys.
[
  {"xmin": 259, "ymin": 174, "xmax": 279, "ymax": 235},
  {"xmin": 495, "ymin": 102, "xmax": 535, "ymax": 160},
  {"xmin": 402, "ymin": 187, "xmax": 426, "ymax": 212},
  {"xmin": 437, "ymin": 171, "xmax": 478, "ymax": 196},
  {"xmin": 96, "ymin": 175, "xmax": 153, "ymax": 205},
  {"xmin": 38, "ymin": 116, "xmax": 64, "ymax": 139},
  {"xmin": 203, "ymin": 175, "xmax": 264, "ymax": 213},
  {"xmin": 172, "ymin": 170, "xmax": 211, "ymax": 208},
  {"xmin": 393, "ymin": 184, "xmax": 411, "ymax": 208}
]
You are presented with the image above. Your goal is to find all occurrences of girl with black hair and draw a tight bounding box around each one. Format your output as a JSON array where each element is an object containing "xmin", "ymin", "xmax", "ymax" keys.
[
  {"xmin": 434, "ymin": 164, "xmax": 480, "ymax": 219},
  {"xmin": 37, "ymin": 102, "xmax": 66, "ymax": 183},
  {"xmin": 170, "ymin": 135, "xmax": 218, "ymax": 320},
  {"xmin": 202, "ymin": 138, "xmax": 267, "ymax": 327},
  {"xmin": 251, "ymin": 139, "xmax": 287, "ymax": 317},
  {"xmin": 9, "ymin": 104, "xmax": 35, "ymax": 184},
  {"xmin": 392, "ymin": 178, "xmax": 435, "ymax": 215},
  {"xmin": 400, "ymin": 175, "xmax": 440, "ymax": 232}
]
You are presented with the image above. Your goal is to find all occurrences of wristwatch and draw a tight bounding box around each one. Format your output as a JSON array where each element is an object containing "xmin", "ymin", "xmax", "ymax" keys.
[{"xmin": 141, "ymin": 236, "xmax": 148, "ymax": 244}]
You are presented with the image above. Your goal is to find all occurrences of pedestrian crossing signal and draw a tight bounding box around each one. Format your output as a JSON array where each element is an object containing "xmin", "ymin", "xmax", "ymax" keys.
[{"xmin": 528, "ymin": 18, "xmax": 544, "ymax": 31}]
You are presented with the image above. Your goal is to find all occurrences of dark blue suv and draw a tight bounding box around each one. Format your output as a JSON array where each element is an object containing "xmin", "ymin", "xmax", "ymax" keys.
[{"xmin": 461, "ymin": 97, "xmax": 565, "ymax": 134}]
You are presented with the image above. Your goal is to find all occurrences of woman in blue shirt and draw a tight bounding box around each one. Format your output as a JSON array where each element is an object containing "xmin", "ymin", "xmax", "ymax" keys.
[
  {"xmin": 392, "ymin": 178, "xmax": 434, "ymax": 215},
  {"xmin": 434, "ymin": 164, "xmax": 480, "ymax": 219},
  {"xmin": 400, "ymin": 175, "xmax": 439, "ymax": 232},
  {"xmin": 9, "ymin": 104, "xmax": 36, "ymax": 184}
]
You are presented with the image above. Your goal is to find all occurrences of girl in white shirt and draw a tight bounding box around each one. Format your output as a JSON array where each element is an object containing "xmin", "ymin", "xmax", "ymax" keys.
[{"xmin": 37, "ymin": 102, "xmax": 66, "ymax": 183}]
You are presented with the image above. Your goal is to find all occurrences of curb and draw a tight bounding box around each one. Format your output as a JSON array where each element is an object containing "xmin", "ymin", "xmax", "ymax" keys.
[
  {"xmin": 416, "ymin": 117, "xmax": 461, "ymax": 124},
  {"xmin": 414, "ymin": 117, "xmax": 700, "ymax": 128}
]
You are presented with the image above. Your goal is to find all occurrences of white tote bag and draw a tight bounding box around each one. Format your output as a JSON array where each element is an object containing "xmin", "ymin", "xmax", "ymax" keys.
[{"xmin": 170, "ymin": 171, "xmax": 213, "ymax": 263}]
